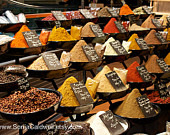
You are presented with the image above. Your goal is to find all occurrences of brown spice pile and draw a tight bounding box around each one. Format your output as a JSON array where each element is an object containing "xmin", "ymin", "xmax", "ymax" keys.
[
  {"xmin": 114, "ymin": 89, "xmax": 145, "ymax": 118},
  {"xmin": 144, "ymin": 30, "xmax": 161, "ymax": 45},
  {"xmin": 145, "ymin": 55, "xmax": 163, "ymax": 73},
  {"xmin": 97, "ymin": 6, "xmax": 112, "ymax": 17},
  {"xmin": 141, "ymin": 14, "xmax": 156, "ymax": 28},
  {"xmin": 81, "ymin": 22, "xmax": 96, "ymax": 37},
  {"xmin": 0, "ymin": 87, "xmax": 59, "ymax": 114},
  {"xmin": 70, "ymin": 40, "xmax": 89, "ymax": 62}
]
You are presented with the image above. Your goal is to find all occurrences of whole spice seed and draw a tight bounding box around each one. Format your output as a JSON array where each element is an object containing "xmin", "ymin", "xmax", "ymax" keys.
[
  {"xmin": 0, "ymin": 70, "xmax": 20, "ymax": 83},
  {"xmin": 0, "ymin": 87, "xmax": 59, "ymax": 114}
]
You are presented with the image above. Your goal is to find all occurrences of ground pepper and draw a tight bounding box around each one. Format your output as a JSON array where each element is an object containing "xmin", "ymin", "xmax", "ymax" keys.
[
  {"xmin": 119, "ymin": 4, "xmax": 134, "ymax": 16},
  {"xmin": 128, "ymin": 33, "xmax": 141, "ymax": 50},
  {"xmin": 103, "ymin": 18, "xmax": 120, "ymax": 33},
  {"xmin": 146, "ymin": 91, "xmax": 170, "ymax": 104},
  {"xmin": 127, "ymin": 61, "xmax": 143, "ymax": 82},
  {"xmin": 144, "ymin": 30, "xmax": 161, "ymax": 45},
  {"xmin": 48, "ymin": 27, "xmax": 76, "ymax": 41},
  {"xmin": 10, "ymin": 25, "xmax": 30, "ymax": 48}
]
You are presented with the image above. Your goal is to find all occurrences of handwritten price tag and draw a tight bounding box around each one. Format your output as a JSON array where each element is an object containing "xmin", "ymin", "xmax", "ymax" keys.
[
  {"xmin": 79, "ymin": 9, "xmax": 95, "ymax": 19},
  {"xmin": 155, "ymin": 32, "xmax": 168, "ymax": 44},
  {"xmin": 70, "ymin": 81, "xmax": 94, "ymax": 105},
  {"xmin": 157, "ymin": 58, "xmax": 169, "ymax": 73},
  {"xmin": 90, "ymin": 24, "xmax": 105, "ymax": 37},
  {"xmin": 17, "ymin": 77, "xmax": 30, "ymax": 92},
  {"xmin": 152, "ymin": 19, "xmax": 162, "ymax": 28},
  {"xmin": 142, "ymin": 6, "xmax": 152, "ymax": 14},
  {"xmin": 135, "ymin": 38, "xmax": 149, "ymax": 50},
  {"xmin": 114, "ymin": 21, "xmax": 126, "ymax": 33},
  {"xmin": 51, "ymin": 11, "xmax": 67, "ymax": 21}
]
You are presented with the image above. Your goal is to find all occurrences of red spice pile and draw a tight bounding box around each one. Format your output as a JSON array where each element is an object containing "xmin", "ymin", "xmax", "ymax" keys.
[
  {"xmin": 146, "ymin": 91, "xmax": 170, "ymax": 104},
  {"xmin": 127, "ymin": 61, "xmax": 143, "ymax": 82},
  {"xmin": 103, "ymin": 18, "xmax": 120, "ymax": 33},
  {"xmin": 42, "ymin": 14, "xmax": 56, "ymax": 21}
]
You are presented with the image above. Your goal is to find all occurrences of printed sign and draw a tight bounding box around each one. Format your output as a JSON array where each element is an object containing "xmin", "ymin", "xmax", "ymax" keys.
[
  {"xmin": 79, "ymin": 9, "xmax": 95, "ymax": 19},
  {"xmin": 107, "ymin": 8, "xmax": 119, "ymax": 17},
  {"xmin": 156, "ymin": 58, "xmax": 169, "ymax": 72},
  {"xmin": 82, "ymin": 45, "xmax": 101, "ymax": 62},
  {"xmin": 155, "ymin": 32, "xmax": 168, "ymax": 44},
  {"xmin": 51, "ymin": 11, "xmax": 67, "ymax": 21},
  {"xmin": 22, "ymin": 30, "xmax": 42, "ymax": 47},
  {"xmin": 114, "ymin": 21, "xmax": 127, "ymax": 33},
  {"xmin": 105, "ymin": 71, "xmax": 127, "ymax": 92},
  {"xmin": 136, "ymin": 65, "xmax": 152, "ymax": 82},
  {"xmin": 136, "ymin": 95, "xmax": 156, "ymax": 117},
  {"xmin": 135, "ymin": 38, "xmax": 149, "ymax": 50},
  {"xmin": 70, "ymin": 81, "xmax": 94, "ymax": 105},
  {"xmin": 109, "ymin": 40, "xmax": 128, "ymax": 55},
  {"xmin": 90, "ymin": 24, "xmax": 105, "ymax": 37},
  {"xmin": 152, "ymin": 19, "xmax": 162, "ymax": 28},
  {"xmin": 42, "ymin": 52, "xmax": 62, "ymax": 70},
  {"xmin": 17, "ymin": 77, "xmax": 30, "ymax": 92},
  {"xmin": 142, "ymin": 6, "xmax": 152, "ymax": 14},
  {"xmin": 99, "ymin": 110, "xmax": 124, "ymax": 135}
]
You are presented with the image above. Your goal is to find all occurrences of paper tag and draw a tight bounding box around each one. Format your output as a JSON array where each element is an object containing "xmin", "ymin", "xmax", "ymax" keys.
[
  {"xmin": 51, "ymin": 11, "xmax": 67, "ymax": 21},
  {"xmin": 136, "ymin": 65, "xmax": 152, "ymax": 82},
  {"xmin": 99, "ymin": 110, "xmax": 124, "ymax": 135},
  {"xmin": 22, "ymin": 30, "xmax": 42, "ymax": 47},
  {"xmin": 155, "ymin": 82, "xmax": 167, "ymax": 90},
  {"xmin": 142, "ymin": 6, "xmax": 152, "ymax": 14},
  {"xmin": 90, "ymin": 24, "xmax": 105, "ymax": 37},
  {"xmin": 82, "ymin": 45, "xmax": 101, "ymax": 62},
  {"xmin": 109, "ymin": 40, "xmax": 128, "ymax": 55},
  {"xmin": 136, "ymin": 95, "xmax": 156, "ymax": 117},
  {"xmin": 17, "ymin": 77, "xmax": 30, "ymax": 92},
  {"xmin": 155, "ymin": 32, "xmax": 168, "ymax": 44},
  {"xmin": 55, "ymin": 21, "xmax": 61, "ymax": 28},
  {"xmin": 135, "ymin": 38, "xmax": 149, "ymax": 50},
  {"xmin": 105, "ymin": 71, "xmax": 127, "ymax": 92},
  {"xmin": 79, "ymin": 9, "xmax": 95, "ymax": 19},
  {"xmin": 114, "ymin": 21, "xmax": 127, "ymax": 33},
  {"xmin": 107, "ymin": 8, "xmax": 119, "ymax": 17},
  {"xmin": 159, "ymin": 89, "xmax": 170, "ymax": 99},
  {"xmin": 156, "ymin": 58, "xmax": 169, "ymax": 72},
  {"xmin": 152, "ymin": 19, "xmax": 162, "ymax": 28},
  {"xmin": 42, "ymin": 52, "xmax": 62, "ymax": 70},
  {"xmin": 70, "ymin": 81, "xmax": 94, "ymax": 106}
]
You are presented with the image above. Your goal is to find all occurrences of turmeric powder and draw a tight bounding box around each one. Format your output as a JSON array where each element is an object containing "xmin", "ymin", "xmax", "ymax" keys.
[
  {"xmin": 10, "ymin": 25, "xmax": 30, "ymax": 48},
  {"xmin": 119, "ymin": 4, "xmax": 134, "ymax": 16},
  {"xmin": 164, "ymin": 53, "xmax": 170, "ymax": 65},
  {"xmin": 71, "ymin": 26, "xmax": 82, "ymax": 40},
  {"xmin": 48, "ymin": 27, "xmax": 76, "ymax": 41},
  {"xmin": 57, "ymin": 76, "xmax": 99, "ymax": 106},
  {"xmin": 166, "ymin": 28, "xmax": 170, "ymax": 41},
  {"xmin": 128, "ymin": 33, "xmax": 141, "ymax": 50}
]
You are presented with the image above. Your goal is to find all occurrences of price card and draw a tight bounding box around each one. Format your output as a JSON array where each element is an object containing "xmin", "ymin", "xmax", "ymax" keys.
[
  {"xmin": 136, "ymin": 65, "xmax": 152, "ymax": 82},
  {"xmin": 17, "ymin": 77, "xmax": 30, "ymax": 92},
  {"xmin": 105, "ymin": 71, "xmax": 127, "ymax": 92},
  {"xmin": 90, "ymin": 24, "xmax": 105, "ymax": 37},
  {"xmin": 82, "ymin": 45, "xmax": 101, "ymax": 62},
  {"xmin": 42, "ymin": 52, "xmax": 62, "ymax": 70},
  {"xmin": 107, "ymin": 8, "xmax": 119, "ymax": 17},
  {"xmin": 159, "ymin": 89, "xmax": 170, "ymax": 99},
  {"xmin": 135, "ymin": 38, "xmax": 149, "ymax": 50},
  {"xmin": 142, "ymin": 6, "xmax": 152, "ymax": 14},
  {"xmin": 22, "ymin": 30, "xmax": 42, "ymax": 47},
  {"xmin": 155, "ymin": 82, "xmax": 167, "ymax": 90},
  {"xmin": 167, "ymin": 16, "xmax": 170, "ymax": 23},
  {"xmin": 152, "ymin": 19, "xmax": 162, "ymax": 28},
  {"xmin": 70, "ymin": 81, "xmax": 94, "ymax": 105},
  {"xmin": 51, "ymin": 11, "xmax": 67, "ymax": 21},
  {"xmin": 99, "ymin": 110, "xmax": 124, "ymax": 135},
  {"xmin": 136, "ymin": 95, "xmax": 156, "ymax": 117},
  {"xmin": 109, "ymin": 40, "xmax": 128, "ymax": 55},
  {"xmin": 79, "ymin": 9, "xmax": 95, "ymax": 19},
  {"xmin": 114, "ymin": 21, "xmax": 127, "ymax": 33},
  {"xmin": 155, "ymin": 32, "xmax": 168, "ymax": 44},
  {"xmin": 55, "ymin": 21, "xmax": 61, "ymax": 28},
  {"xmin": 156, "ymin": 58, "xmax": 169, "ymax": 73}
]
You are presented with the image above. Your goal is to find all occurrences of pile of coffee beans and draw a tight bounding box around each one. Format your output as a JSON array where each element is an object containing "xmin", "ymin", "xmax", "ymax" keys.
[{"xmin": 0, "ymin": 70, "xmax": 20, "ymax": 83}]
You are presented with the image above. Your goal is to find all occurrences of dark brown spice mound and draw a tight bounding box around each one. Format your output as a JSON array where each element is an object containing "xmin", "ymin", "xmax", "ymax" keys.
[
  {"xmin": 0, "ymin": 70, "xmax": 20, "ymax": 83},
  {"xmin": 0, "ymin": 87, "xmax": 59, "ymax": 114}
]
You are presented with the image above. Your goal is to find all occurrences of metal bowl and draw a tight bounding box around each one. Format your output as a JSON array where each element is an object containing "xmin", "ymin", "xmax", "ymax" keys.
[
  {"xmin": 0, "ymin": 88, "xmax": 62, "ymax": 123},
  {"xmin": 129, "ymin": 30, "xmax": 150, "ymax": 37},
  {"xmin": 109, "ymin": 32, "xmax": 130, "ymax": 41},
  {"xmin": 57, "ymin": 94, "xmax": 99, "ymax": 116},
  {"xmin": 70, "ymin": 60, "xmax": 102, "ymax": 70},
  {"xmin": 27, "ymin": 64, "xmax": 71, "ymax": 79}
]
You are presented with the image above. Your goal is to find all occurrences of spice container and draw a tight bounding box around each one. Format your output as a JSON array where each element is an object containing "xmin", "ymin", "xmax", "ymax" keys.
[
  {"xmin": 0, "ymin": 88, "xmax": 62, "ymax": 123},
  {"xmin": 57, "ymin": 76, "xmax": 99, "ymax": 115}
]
